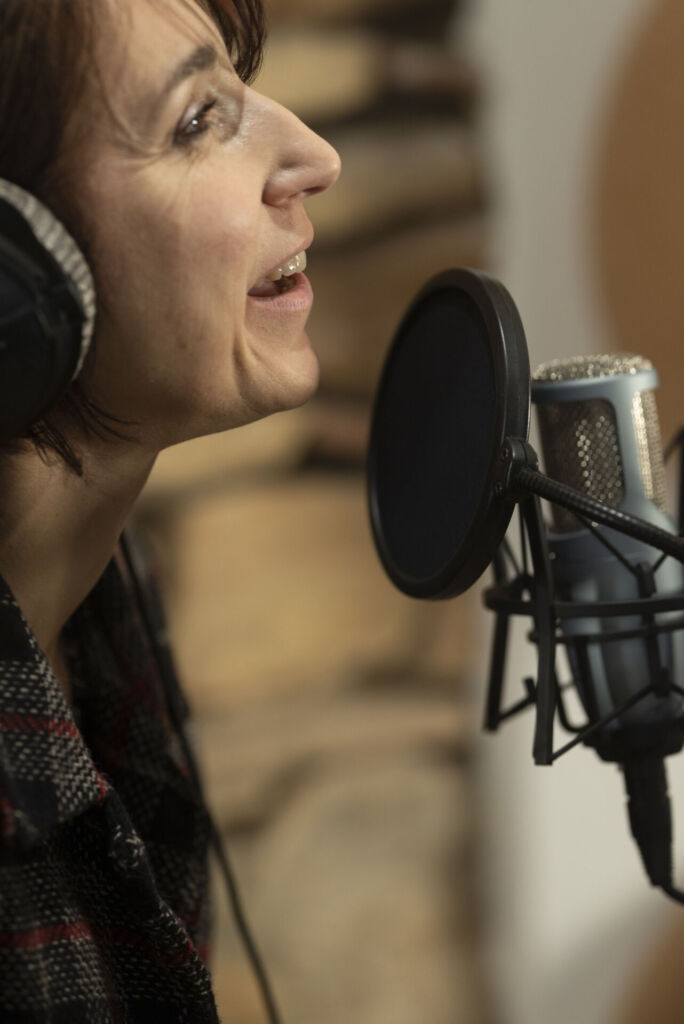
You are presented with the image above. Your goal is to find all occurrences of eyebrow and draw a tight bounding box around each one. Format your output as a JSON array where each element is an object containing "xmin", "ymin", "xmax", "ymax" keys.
[
  {"xmin": 147, "ymin": 43, "xmax": 219, "ymax": 124},
  {"xmin": 163, "ymin": 43, "xmax": 219, "ymax": 97}
]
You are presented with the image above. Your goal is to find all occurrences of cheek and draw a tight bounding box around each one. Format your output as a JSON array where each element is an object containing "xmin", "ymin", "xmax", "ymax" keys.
[
  {"xmin": 77, "ymin": 160, "xmax": 287, "ymax": 435},
  {"xmin": 176, "ymin": 203, "xmax": 256, "ymax": 323},
  {"xmin": 95, "ymin": 181, "xmax": 258, "ymax": 349}
]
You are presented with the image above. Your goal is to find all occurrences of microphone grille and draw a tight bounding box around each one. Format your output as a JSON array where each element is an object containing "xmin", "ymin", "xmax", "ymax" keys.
[
  {"xmin": 533, "ymin": 352, "xmax": 653, "ymax": 382},
  {"xmin": 536, "ymin": 399, "xmax": 625, "ymax": 530},
  {"xmin": 633, "ymin": 388, "xmax": 667, "ymax": 510},
  {"xmin": 533, "ymin": 353, "xmax": 666, "ymax": 531}
]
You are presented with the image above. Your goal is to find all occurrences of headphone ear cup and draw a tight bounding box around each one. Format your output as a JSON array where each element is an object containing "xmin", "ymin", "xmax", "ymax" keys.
[{"xmin": 0, "ymin": 180, "xmax": 96, "ymax": 443}]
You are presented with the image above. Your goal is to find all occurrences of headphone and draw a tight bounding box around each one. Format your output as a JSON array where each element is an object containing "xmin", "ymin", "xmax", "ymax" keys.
[{"xmin": 0, "ymin": 178, "xmax": 95, "ymax": 442}]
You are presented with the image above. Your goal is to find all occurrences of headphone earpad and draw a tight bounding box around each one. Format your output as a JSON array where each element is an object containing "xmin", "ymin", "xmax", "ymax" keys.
[{"xmin": 0, "ymin": 181, "xmax": 95, "ymax": 444}]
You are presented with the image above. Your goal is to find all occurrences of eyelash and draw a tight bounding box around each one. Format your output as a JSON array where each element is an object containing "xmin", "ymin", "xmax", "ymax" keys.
[{"xmin": 175, "ymin": 98, "xmax": 218, "ymax": 146}]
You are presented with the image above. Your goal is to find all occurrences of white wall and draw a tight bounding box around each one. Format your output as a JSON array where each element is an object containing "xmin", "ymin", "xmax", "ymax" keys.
[
  {"xmin": 459, "ymin": 0, "xmax": 653, "ymax": 364},
  {"xmin": 453, "ymin": 3, "xmax": 679, "ymax": 1023}
]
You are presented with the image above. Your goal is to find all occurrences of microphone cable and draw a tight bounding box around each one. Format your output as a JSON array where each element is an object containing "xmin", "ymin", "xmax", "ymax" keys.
[
  {"xmin": 120, "ymin": 531, "xmax": 285, "ymax": 1024},
  {"xmin": 621, "ymin": 755, "xmax": 684, "ymax": 905}
]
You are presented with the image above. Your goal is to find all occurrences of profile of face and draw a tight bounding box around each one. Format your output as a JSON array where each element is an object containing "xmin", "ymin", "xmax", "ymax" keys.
[{"xmin": 71, "ymin": 0, "xmax": 340, "ymax": 453}]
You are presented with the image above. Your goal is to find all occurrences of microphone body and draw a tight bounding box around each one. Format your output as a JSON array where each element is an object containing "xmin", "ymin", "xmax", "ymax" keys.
[{"xmin": 532, "ymin": 355, "xmax": 684, "ymax": 760}]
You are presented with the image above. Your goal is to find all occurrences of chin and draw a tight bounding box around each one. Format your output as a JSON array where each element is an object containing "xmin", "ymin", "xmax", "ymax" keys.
[
  {"xmin": 172, "ymin": 343, "xmax": 321, "ymax": 441},
  {"xmin": 271, "ymin": 342, "xmax": 321, "ymax": 412}
]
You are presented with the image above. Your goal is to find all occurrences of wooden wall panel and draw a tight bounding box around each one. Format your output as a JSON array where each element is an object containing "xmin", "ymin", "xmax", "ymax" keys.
[{"xmin": 593, "ymin": 0, "xmax": 684, "ymax": 441}]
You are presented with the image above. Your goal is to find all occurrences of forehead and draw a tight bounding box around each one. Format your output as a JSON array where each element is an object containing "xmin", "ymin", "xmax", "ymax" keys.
[{"xmin": 96, "ymin": 0, "xmax": 224, "ymax": 101}]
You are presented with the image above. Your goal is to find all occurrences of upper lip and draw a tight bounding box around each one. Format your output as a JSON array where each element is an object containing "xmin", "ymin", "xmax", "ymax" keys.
[{"xmin": 252, "ymin": 236, "xmax": 313, "ymax": 286}]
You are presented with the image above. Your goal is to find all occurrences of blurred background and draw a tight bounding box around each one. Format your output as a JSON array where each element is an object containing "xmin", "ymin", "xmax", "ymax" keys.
[{"xmin": 137, "ymin": 0, "xmax": 684, "ymax": 1021}]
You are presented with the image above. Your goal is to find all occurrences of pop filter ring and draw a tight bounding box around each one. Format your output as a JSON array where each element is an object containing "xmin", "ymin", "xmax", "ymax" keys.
[{"xmin": 368, "ymin": 268, "xmax": 531, "ymax": 600}]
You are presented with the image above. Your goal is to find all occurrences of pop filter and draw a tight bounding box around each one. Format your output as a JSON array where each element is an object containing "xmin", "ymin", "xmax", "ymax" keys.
[{"xmin": 367, "ymin": 268, "xmax": 531, "ymax": 600}]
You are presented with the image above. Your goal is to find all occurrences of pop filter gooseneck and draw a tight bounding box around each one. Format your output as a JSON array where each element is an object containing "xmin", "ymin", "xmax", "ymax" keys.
[{"xmin": 367, "ymin": 268, "xmax": 531, "ymax": 600}]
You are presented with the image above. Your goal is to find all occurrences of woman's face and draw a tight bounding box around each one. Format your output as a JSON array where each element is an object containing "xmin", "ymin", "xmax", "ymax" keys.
[{"xmin": 74, "ymin": 0, "xmax": 340, "ymax": 451}]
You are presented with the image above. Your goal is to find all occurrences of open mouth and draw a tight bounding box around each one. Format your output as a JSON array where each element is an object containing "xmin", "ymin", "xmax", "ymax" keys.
[
  {"xmin": 248, "ymin": 274, "xmax": 300, "ymax": 298},
  {"xmin": 248, "ymin": 251, "xmax": 307, "ymax": 298}
]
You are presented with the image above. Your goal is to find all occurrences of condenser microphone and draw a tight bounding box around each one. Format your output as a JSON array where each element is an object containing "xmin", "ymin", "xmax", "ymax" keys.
[
  {"xmin": 532, "ymin": 355, "xmax": 684, "ymax": 760},
  {"xmin": 532, "ymin": 356, "xmax": 684, "ymax": 894}
]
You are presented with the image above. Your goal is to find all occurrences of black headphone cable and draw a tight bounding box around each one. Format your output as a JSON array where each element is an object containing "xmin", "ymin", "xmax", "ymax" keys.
[{"xmin": 120, "ymin": 530, "xmax": 284, "ymax": 1024}]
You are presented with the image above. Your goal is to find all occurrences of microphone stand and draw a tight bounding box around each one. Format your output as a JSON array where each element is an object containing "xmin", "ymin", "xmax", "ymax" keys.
[{"xmin": 485, "ymin": 436, "xmax": 684, "ymax": 903}]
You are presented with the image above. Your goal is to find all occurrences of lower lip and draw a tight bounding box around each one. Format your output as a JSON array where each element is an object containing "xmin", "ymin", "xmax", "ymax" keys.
[{"xmin": 247, "ymin": 273, "xmax": 313, "ymax": 313}]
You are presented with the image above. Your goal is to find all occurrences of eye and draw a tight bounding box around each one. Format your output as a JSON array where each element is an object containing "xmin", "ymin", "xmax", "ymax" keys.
[{"xmin": 174, "ymin": 98, "xmax": 218, "ymax": 146}]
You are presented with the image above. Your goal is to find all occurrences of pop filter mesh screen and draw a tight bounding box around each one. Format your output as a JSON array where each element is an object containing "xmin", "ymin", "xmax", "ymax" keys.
[{"xmin": 373, "ymin": 289, "xmax": 496, "ymax": 582}]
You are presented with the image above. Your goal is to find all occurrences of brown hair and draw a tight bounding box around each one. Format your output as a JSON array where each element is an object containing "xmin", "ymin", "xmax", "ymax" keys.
[{"xmin": 0, "ymin": 0, "xmax": 266, "ymax": 473}]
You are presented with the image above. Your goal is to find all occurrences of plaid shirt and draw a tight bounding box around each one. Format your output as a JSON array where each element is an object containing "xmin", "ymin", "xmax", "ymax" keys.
[{"xmin": 0, "ymin": 541, "xmax": 219, "ymax": 1022}]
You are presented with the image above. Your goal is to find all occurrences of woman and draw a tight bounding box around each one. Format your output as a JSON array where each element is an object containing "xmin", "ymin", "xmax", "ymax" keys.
[{"xmin": 0, "ymin": 0, "xmax": 340, "ymax": 1020}]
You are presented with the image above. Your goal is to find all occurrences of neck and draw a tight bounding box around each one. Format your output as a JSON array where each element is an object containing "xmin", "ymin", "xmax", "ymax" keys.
[{"xmin": 0, "ymin": 437, "xmax": 157, "ymax": 670}]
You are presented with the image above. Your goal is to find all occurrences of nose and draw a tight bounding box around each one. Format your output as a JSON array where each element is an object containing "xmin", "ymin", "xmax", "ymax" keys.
[{"xmin": 259, "ymin": 94, "xmax": 341, "ymax": 207}]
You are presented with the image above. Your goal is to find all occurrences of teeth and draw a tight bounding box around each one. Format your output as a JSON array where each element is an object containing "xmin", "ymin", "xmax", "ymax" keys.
[{"xmin": 265, "ymin": 251, "xmax": 307, "ymax": 282}]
